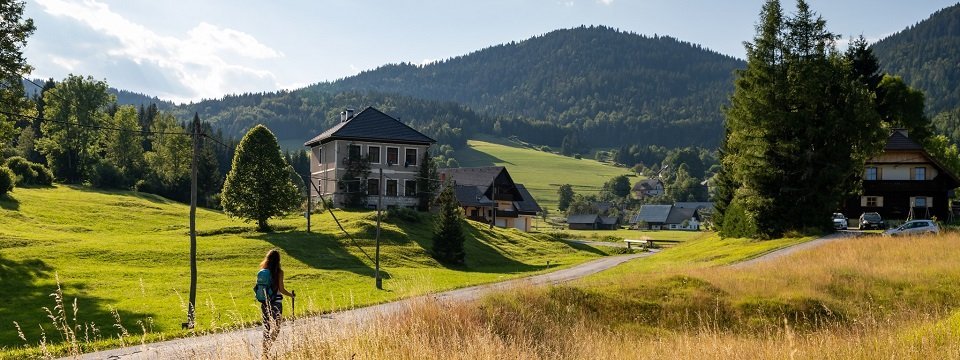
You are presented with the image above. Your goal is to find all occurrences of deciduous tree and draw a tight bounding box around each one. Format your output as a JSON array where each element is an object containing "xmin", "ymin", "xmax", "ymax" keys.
[{"xmin": 221, "ymin": 125, "xmax": 301, "ymax": 231}]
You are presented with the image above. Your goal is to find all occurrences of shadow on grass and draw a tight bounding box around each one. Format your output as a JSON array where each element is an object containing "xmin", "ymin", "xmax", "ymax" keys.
[
  {"xmin": 454, "ymin": 143, "xmax": 515, "ymax": 167},
  {"xmin": 560, "ymin": 241, "xmax": 610, "ymax": 257},
  {"xmin": 0, "ymin": 194, "xmax": 19, "ymax": 211},
  {"xmin": 0, "ymin": 255, "xmax": 153, "ymax": 348},
  {"xmin": 406, "ymin": 223, "xmax": 544, "ymax": 273},
  {"xmin": 254, "ymin": 231, "xmax": 377, "ymax": 278}
]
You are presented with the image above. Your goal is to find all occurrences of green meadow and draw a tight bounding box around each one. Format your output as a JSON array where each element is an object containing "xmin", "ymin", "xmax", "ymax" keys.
[
  {"xmin": 454, "ymin": 136, "xmax": 636, "ymax": 211},
  {"xmin": 0, "ymin": 186, "xmax": 607, "ymax": 356}
]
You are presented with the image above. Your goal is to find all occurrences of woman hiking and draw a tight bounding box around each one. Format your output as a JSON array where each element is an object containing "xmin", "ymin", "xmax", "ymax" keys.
[{"xmin": 256, "ymin": 249, "xmax": 295, "ymax": 357}]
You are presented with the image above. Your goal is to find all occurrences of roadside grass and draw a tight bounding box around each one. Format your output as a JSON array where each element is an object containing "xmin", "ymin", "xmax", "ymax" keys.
[
  {"xmin": 453, "ymin": 136, "xmax": 635, "ymax": 211},
  {"xmin": 259, "ymin": 232, "xmax": 960, "ymax": 359},
  {"xmin": 0, "ymin": 185, "xmax": 606, "ymax": 358}
]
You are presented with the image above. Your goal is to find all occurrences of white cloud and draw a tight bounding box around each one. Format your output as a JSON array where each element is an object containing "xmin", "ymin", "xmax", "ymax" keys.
[
  {"xmin": 50, "ymin": 56, "xmax": 80, "ymax": 71},
  {"xmin": 596, "ymin": 0, "xmax": 613, "ymax": 5},
  {"xmin": 35, "ymin": 0, "xmax": 283, "ymax": 102}
]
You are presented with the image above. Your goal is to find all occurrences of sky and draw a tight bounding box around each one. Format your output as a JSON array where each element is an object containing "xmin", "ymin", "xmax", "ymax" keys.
[{"xmin": 22, "ymin": 0, "xmax": 958, "ymax": 103}]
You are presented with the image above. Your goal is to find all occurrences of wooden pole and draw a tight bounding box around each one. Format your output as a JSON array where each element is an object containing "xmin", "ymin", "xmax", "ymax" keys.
[
  {"xmin": 375, "ymin": 168, "xmax": 383, "ymax": 289},
  {"xmin": 186, "ymin": 114, "xmax": 199, "ymax": 329},
  {"xmin": 305, "ymin": 174, "xmax": 311, "ymax": 233}
]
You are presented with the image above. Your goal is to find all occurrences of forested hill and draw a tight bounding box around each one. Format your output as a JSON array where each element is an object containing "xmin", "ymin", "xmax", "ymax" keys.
[
  {"xmin": 312, "ymin": 25, "xmax": 745, "ymax": 148},
  {"xmin": 161, "ymin": 26, "xmax": 744, "ymax": 151},
  {"xmin": 872, "ymin": 3, "xmax": 960, "ymax": 114}
]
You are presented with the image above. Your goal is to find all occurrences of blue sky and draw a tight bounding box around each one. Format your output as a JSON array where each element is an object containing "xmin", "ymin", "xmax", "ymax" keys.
[{"xmin": 22, "ymin": 0, "xmax": 957, "ymax": 103}]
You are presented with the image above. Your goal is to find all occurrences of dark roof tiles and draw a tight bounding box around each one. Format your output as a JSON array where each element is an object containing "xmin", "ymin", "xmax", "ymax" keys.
[{"xmin": 304, "ymin": 107, "xmax": 436, "ymax": 146}]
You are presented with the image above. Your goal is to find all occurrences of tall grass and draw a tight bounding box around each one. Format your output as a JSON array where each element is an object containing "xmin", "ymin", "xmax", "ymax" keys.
[{"xmin": 213, "ymin": 232, "xmax": 960, "ymax": 359}]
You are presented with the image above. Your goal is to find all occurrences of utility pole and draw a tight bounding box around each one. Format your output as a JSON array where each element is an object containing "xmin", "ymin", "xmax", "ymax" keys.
[
  {"xmin": 490, "ymin": 184, "xmax": 496, "ymax": 229},
  {"xmin": 186, "ymin": 113, "xmax": 199, "ymax": 329},
  {"xmin": 375, "ymin": 168, "xmax": 383, "ymax": 289}
]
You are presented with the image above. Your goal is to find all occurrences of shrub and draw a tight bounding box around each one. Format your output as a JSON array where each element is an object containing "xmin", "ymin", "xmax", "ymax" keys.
[
  {"xmin": 4, "ymin": 156, "xmax": 36, "ymax": 183},
  {"xmin": 387, "ymin": 207, "xmax": 422, "ymax": 223},
  {"xmin": 90, "ymin": 162, "xmax": 125, "ymax": 189},
  {"xmin": 30, "ymin": 163, "xmax": 54, "ymax": 186},
  {"xmin": 0, "ymin": 166, "xmax": 15, "ymax": 196}
]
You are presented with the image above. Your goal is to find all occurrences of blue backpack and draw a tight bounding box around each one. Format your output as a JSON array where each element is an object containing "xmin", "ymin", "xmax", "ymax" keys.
[{"xmin": 253, "ymin": 269, "xmax": 274, "ymax": 302}]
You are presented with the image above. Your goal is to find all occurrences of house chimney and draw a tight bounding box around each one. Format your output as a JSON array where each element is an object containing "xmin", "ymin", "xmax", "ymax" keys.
[{"xmin": 340, "ymin": 108, "xmax": 356, "ymax": 123}]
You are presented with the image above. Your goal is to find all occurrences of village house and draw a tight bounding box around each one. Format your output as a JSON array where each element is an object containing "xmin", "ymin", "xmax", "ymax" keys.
[
  {"xmin": 439, "ymin": 166, "xmax": 542, "ymax": 232},
  {"xmin": 632, "ymin": 178, "xmax": 664, "ymax": 199},
  {"xmin": 566, "ymin": 214, "xmax": 620, "ymax": 230},
  {"xmin": 843, "ymin": 129, "xmax": 960, "ymax": 220},
  {"xmin": 630, "ymin": 204, "xmax": 702, "ymax": 230},
  {"xmin": 304, "ymin": 107, "xmax": 436, "ymax": 209}
]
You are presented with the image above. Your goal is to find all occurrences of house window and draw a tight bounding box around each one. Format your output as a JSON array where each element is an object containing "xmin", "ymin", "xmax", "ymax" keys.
[
  {"xmin": 914, "ymin": 197, "xmax": 927, "ymax": 207},
  {"xmin": 368, "ymin": 146, "xmax": 381, "ymax": 164},
  {"xmin": 367, "ymin": 178, "xmax": 380, "ymax": 196},
  {"xmin": 386, "ymin": 179, "xmax": 398, "ymax": 196},
  {"xmin": 865, "ymin": 196, "xmax": 879, "ymax": 207},
  {"xmin": 405, "ymin": 180, "xmax": 417, "ymax": 197},
  {"xmin": 405, "ymin": 148, "xmax": 418, "ymax": 166},
  {"xmin": 349, "ymin": 145, "xmax": 362, "ymax": 160},
  {"xmin": 387, "ymin": 147, "xmax": 400, "ymax": 165},
  {"xmin": 913, "ymin": 167, "xmax": 926, "ymax": 180},
  {"xmin": 315, "ymin": 148, "xmax": 322, "ymax": 166},
  {"xmin": 865, "ymin": 167, "xmax": 878, "ymax": 180}
]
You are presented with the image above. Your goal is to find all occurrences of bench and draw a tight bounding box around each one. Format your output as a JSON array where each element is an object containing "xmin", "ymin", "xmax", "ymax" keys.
[
  {"xmin": 624, "ymin": 238, "xmax": 683, "ymax": 249},
  {"xmin": 623, "ymin": 238, "xmax": 650, "ymax": 250}
]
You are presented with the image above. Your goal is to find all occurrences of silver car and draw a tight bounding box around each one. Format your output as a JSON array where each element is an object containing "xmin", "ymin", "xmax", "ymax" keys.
[{"xmin": 883, "ymin": 220, "xmax": 940, "ymax": 236}]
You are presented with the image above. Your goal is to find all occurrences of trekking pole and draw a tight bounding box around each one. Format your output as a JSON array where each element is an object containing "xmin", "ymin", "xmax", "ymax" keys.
[{"xmin": 291, "ymin": 290, "xmax": 296, "ymax": 321}]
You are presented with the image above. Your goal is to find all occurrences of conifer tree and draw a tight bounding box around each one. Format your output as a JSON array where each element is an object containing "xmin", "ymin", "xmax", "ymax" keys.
[
  {"xmin": 417, "ymin": 150, "xmax": 439, "ymax": 211},
  {"xmin": 0, "ymin": 0, "xmax": 35, "ymax": 147},
  {"xmin": 221, "ymin": 125, "xmax": 301, "ymax": 231},
  {"xmin": 432, "ymin": 183, "xmax": 465, "ymax": 265}
]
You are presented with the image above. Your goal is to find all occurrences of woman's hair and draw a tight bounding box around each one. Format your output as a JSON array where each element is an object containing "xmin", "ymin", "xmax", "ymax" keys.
[{"xmin": 260, "ymin": 249, "xmax": 282, "ymax": 293}]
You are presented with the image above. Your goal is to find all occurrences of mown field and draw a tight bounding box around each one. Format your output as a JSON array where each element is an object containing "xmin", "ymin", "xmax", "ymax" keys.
[
  {"xmin": 545, "ymin": 228, "xmax": 710, "ymax": 242},
  {"xmin": 0, "ymin": 186, "xmax": 608, "ymax": 358},
  {"xmin": 454, "ymin": 136, "xmax": 635, "ymax": 211},
  {"xmin": 266, "ymin": 232, "xmax": 960, "ymax": 359}
]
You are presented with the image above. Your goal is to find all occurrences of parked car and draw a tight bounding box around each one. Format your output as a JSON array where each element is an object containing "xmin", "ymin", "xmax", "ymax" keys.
[
  {"xmin": 883, "ymin": 220, "xmax": 940, "ymax": 236},
  {"xmin": 858, "ymin": 212, "xmax": 884, "ymax": 230},
  {"xmin": 832, "ymin": 213, "xmax": 848, "ymax": 230}
]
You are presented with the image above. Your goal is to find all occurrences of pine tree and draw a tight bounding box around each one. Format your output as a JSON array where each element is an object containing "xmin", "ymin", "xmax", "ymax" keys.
[
  {"xmin": 417, "ymin": 150, "xmax": 439, "ymax": 211},
  {"xmin": 557, "ymin": 184, "xmax": 575, "ymax": 211},
  {"xmin": 221, "ymin": 125, "xmax": 302, "ymax": 231},
  {"xmin": 432, "ymin": 183, "xmax": 466, "ymax": 265}
]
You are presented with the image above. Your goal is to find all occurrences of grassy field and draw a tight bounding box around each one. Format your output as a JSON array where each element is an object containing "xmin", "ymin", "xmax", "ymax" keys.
[
  {"xmin": 453, "ymin": 136, "xmax": 635, "ymax": 211},
  {"xmin": 261, "ymin": 232, "xmax": 960, "ymax": 359},
  {"xmin": 0, "ymin": 186, "xmax": 607, "ymax": 357}
]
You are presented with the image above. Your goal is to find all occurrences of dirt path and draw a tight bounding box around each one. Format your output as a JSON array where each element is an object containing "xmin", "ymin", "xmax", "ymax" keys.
[
  {"xmin": 730, "ymin": 231, "xmax": 863, "ymax": 269},
  {"xmin": 77, "ymin": 252, "xmax": 651, "ymax": 360}
]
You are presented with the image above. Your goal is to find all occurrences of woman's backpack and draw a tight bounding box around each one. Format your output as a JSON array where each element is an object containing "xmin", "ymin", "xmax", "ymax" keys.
[{"xmin": 253, "ymin": 269, "xmax": 274, "ymax": 302}]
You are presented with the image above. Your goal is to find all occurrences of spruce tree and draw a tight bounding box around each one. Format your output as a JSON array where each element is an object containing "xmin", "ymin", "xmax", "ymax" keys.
[
  {"xmin": 432, "ymin": 183, "xmax": 465, "ymax": 265},
  {"xmin": 0, "ymin": 0, "xmax": 35, "ymax": 147},
  {"xmin": 718, "ymin": 0, "xmax": 884, "ymax": 238},
  {"xmin": 417, "ymin": 150, "xmax": 439, "ymax": 211},
  {"xmin": 221, "ymin": 125, "xmax": 301, "ymax": 231}
]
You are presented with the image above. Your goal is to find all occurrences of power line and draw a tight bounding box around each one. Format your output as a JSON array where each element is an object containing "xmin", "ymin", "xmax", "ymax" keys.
[{"xmin": 0, "ymin": 109, "xmax": 191, "ymax": 136}]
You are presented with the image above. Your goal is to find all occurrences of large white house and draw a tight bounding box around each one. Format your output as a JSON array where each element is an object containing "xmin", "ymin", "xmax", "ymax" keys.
[{"xmin": 304, "ymin": 107, "xmax": 436, "ymax": 208}]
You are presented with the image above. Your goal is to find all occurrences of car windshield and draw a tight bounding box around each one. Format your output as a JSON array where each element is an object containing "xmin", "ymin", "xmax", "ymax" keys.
[
  {"xmin": 863, "ymin": 213, "xmax": 881, "ymax": 221},
  {"xmin": 833, "ymin": 214, "xmax": 844, "ymax": 219}
]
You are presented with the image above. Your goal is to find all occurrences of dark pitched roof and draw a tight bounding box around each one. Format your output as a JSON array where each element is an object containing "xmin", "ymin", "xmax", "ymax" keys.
[
  {"xmin": 674, "ymin": 202, "xmax": 713, "ymax": 211},
  {"xmin": 304, "ymin": 107, "xmax": 436, "ymax": 147},
  {"xmin": 439, "ymin": 166, "xmax": 505, "ymax": 191},
  {"xmin": 665, "ymin": 207, "xmax": 698, "ymax": 224},
  {"xmin": 451, "ymin": 185, "xmax": 495, "ymax": 207},
  {"xmin": 567, "ymin": 214, "xmax": 601, "ymax": 224},
  {"xmin": 633, "ymin": 205, "xmax": 672, "ymax": 223},
  {"xmin": 600, "ymin": 216, "xmax": 620, "ymax": 225},
  {"xmin": 515, "ymin": 184, "xmax": 542, "ymax": 214},
  {"xmin": 883, "ymin": 130, "xmax": 924, "ymax": 151}
]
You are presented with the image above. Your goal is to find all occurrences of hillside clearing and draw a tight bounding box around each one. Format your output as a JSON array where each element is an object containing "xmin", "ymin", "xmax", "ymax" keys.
[
  {"xmin": 453, "ymin": 136, "xmax": 635, "ymax": 211},
  {"xmin": 0, "ymin": 186, "xmax": 606, "ymax": 357}
]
